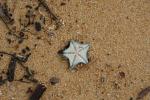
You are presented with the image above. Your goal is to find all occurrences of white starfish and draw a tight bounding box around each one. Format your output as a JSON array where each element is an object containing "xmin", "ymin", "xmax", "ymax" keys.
[{"xmin": 63, "ymin": 40, "xmax": 90, "ymax": 69}]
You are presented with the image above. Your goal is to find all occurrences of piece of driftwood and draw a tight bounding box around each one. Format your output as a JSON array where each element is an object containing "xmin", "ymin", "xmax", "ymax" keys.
[{"xmin": 29, "ymin": 84, "xmax": 47, "ymax": 100}]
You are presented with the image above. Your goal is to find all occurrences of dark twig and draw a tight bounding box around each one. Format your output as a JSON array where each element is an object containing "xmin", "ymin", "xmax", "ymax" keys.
[
  {"xmin": 6, "ymin": 54, "xmax": 17, "ymax": 82},
  {"xmin": 29, "ymin": 84, "xmax": 47, "ymax": 100},
  {"xmin": 136, "ymin": 86, "xmax": 150, "ymax": 100}
]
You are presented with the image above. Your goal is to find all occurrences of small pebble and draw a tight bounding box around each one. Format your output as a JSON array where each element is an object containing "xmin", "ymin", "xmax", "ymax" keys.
[
  {"xmin": 60, "ymin": 2, "xmax": 66, "ymax": 6},
  {"xmin": 21, "ymin": 49, "xmax": 26, "ymax": 54},
  {"xmin": 49, "ymin": 77, "xmax": 60, "ymax": 85},
  {"xmin": 0, "ymin": 54, "xmax": 3, "ymax": 57},
  {"xmin": 100, "ymin": 77, "xmax": 105, "ymax": 83},
  {"xmin": 26, "ymin": 87, "xmax": 33, "ymax": 94},
  {"xmin": 119, "ymin": 71, "xmax": 125, "ymax": 78},
  {"xmin": 19, "ymin": 32, "xmax": 25, "ymax": 37},
  {"xmin": 26, "ymin": 46, "xmax": 30, "ymax": 51}
]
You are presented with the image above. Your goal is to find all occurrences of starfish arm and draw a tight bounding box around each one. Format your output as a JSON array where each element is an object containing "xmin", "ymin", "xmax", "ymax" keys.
[
  {"xmin": 78, "ymin": 46, "xmax": 89, "ymax": 64},
  {"xmin": 72, "ymin": 55, "xmax": 85, "ymax": 67},
  {"xmin": 79, "ymin": 44, "xmax": 90, "ymax": 52},
  {"xmin": 71, "ymin": 40, "xmax": 80, "ymax": 50},
  {"xmin": 63, "ymin": 42, "xmax": 76, "ymax": 53},
  {"xmin": 63, "ymin": 53, "xmax": 76, "ymax": 67}
]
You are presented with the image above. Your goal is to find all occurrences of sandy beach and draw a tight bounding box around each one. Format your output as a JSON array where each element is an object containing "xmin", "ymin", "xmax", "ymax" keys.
[{"xmin": 0, "ymin": 0, "xmax": 149, "ymax": 100}]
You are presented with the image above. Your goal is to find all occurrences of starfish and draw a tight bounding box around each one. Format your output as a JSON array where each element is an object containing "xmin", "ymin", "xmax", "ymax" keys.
[{"xmin": 62, "ymin": 40, "xmax": 90, "ymax": 69}]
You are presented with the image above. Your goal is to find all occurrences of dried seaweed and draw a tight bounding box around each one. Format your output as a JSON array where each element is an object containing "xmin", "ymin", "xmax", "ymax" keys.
[
  {"xmin": 18, "ymin": 66, "xmax": 38, "ymax": 84},
  {"xmin": 0, "ymin": 2, "xmax": 30, "ymax": 44},
  {"xmin": 0, "ymin": 2, "xmax": 14, "ymax": 30},
  {"xmin": 0, "ymin": 0, "xmax": 62, "ymax": 98},
  {"xmin": 0, "ymin": 51, "xmax": 38, "ymax": 84},
  {"xmin": 37, "ymin": 0, "xmax": 62, "ymax": 30}
]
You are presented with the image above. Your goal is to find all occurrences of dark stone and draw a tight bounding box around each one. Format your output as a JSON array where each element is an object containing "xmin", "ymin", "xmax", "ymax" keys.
[
  {"xmin": 22, "ymin": 49, "xmax": 26, "ymax": 54},
  {"xmin": 26, "ymin": 87, "xmax": 33, "ymax": 94},
  {"xmin": 60, "ymin": 2, "xmax": 66, "ymax": 6},
  {"xmin": 26, "ymin": 46, "xmax": 30, "ymax": 51},
  {"xmin": 34, "ymin": 22, "xmax": 41, "ymax": 32},
  {"xmin": 119, "ymin": 71, "xmax": 125, "ymax": 78},
  {"xmin": 49, "ymin": 77, "xmax": 60, "ymax": 85}
]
